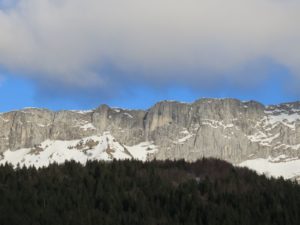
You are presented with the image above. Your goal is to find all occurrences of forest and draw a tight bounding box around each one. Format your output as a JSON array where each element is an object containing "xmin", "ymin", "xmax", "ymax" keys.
[{"xmin": 0, "ymin": 158, "xmax": 299, "ymax": 225}]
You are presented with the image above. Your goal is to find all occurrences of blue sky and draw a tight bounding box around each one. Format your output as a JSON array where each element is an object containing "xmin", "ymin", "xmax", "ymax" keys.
[
  {"xmin": 0, "ymin": 0, "xmax": 299, "ymax": 112},
  {"xmin": 0, "ymin": 63, "xmax": 297, "ymax": 112}
]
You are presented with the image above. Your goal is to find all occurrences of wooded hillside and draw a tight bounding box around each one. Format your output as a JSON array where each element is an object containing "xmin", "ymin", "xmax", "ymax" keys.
[{"xmin": 0, "ymin": 159, "xmax": 299, "ymax": 225}]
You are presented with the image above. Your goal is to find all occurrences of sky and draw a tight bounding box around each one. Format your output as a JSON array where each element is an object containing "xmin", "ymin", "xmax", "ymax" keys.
[{"xmin": 0, "ymin": 0, "xmax": 300, "ymax": 112}]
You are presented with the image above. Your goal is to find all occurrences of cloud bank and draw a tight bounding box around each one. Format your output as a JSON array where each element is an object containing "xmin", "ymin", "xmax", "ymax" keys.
[{"xmin": 0, "ymin": 0, "xmax": 300, "ymax": 97}]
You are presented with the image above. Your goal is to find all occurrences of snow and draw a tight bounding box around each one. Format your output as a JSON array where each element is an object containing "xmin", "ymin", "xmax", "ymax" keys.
[
  {"xmin": 201, "ymin": 119, "xmax": 235, "ymax": 129},
  {"xmin": 268, "ymin": 154, "xmax": 299, "ymax": 163},
  {"xmin": 0, "ymin": 117, "xmax": 9, "ymax": 123},
  {"xmin": 180, "ymin": 130, "xmax": 190, "ymax": 135},
  {"xmin": 239, "ymin": 157, "xmax": 300, "ymax": 180},
  {"xmin": 223, "ymin": 135, "xmax": 231, "ymax": 139},
  {"xmin": 177, "ymin": 134, "xmax": 194, "ymax": 143},
  {"xmin": 262, "ymin": 113, "xmax": 300, "ymax": 130},
  {"xmin": 0, "ymin": 132, "xmax": 158, "ymax": 168},
  {"xmin": 123, "ymin": 112, "xmax": 133, "ymax": 118},
  {"xmin": 163, "ymin": 100, "xmax": 190, "ymax": 104},
  {"xmin": 126, "ymin": 142, "xmax": 158, "ymax": 161},
  {"xmin": 20, "ymin": 111, "xmax": 32, "ymax": 114},
  {"xmin": 248, "ymin": 111, "xmax": 300, "ymax": 146},
  {"xmin": 2, "ymin": 148, "xmax": 31, "ymax": 165},
  {"xmin": 37, "ymin": 123, "xmax": 51, "ymax": 127},
  {"xmin": 274, "ymin": 144, "xmax": 300, "ymax": 151},
  {"xmin": 224, "ymin": 124, "xmax": 234, "ymax": 128},
  {"xmin": 269, "ymin": 113, "xmax": 299, "ymax": 123},
  {"xmin": 248, "ymin": 132, "xmax": 280, "ymax": 146},
  {"xmin": 80, "ymin": 123, "xmax": 97, "ymax": 131},
  {"xmin": 71, "ymin": 110, "xmax": 93, "ymax": 114},
  {"xmin": 201, "ymin": 121, "xmax": 219, "ymax": 129}
]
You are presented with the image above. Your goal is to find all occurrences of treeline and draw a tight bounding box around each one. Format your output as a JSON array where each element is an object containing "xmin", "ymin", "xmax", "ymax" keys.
[{"xmin": 0, "ymin": 159, "xmax": 299, "ymax": 225}]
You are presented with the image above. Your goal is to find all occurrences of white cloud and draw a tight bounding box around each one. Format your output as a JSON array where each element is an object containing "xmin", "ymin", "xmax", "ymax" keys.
[{"xmin": 0, "ymin": 0, "xmax": 299, "ymax": 91}]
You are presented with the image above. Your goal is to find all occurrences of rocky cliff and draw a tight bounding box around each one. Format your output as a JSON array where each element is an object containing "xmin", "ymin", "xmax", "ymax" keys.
[{"xmin": 0, "ymin": 98, "xmax": 300, "ymax": 166}]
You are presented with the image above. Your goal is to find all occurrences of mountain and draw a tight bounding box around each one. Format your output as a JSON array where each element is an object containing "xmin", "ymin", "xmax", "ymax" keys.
[{"xmin": 0, "ymin": 98, "xmax": 300, "ymax": 180}]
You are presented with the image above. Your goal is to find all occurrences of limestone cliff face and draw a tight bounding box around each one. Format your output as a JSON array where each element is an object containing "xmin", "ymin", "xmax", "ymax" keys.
[{"xmin": 0, "ymin": 98, "xmax": 300, "ymax": 163}]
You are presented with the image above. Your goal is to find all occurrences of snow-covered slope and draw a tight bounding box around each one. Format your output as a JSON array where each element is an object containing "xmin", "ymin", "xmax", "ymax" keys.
[
  {"xmin": 239, "ymin": 156, "xmax": 300, "ymax": 181},
  {"xmin": 0, "ymin": 132, "xmax": 158, "ymax": 168}
]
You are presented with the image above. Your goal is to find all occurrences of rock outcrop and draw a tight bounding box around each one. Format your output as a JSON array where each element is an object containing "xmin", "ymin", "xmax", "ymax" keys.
[{"xmin": 1, "ymin": 98, "xmax": 300, "ymax": 164}]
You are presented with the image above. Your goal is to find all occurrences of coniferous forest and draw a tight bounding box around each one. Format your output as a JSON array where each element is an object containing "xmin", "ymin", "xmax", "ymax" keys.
[{"xmin": 0, "ymin": 159, "xmax": 299, "ymax": 225}]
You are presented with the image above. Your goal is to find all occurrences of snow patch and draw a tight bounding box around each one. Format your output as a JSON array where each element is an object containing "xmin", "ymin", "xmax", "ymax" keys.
[
  {"xmin": 263, "ymin": 113, "xmax": 300, "ymax": 130},
  {"xmin": 248, "ymin": 132, "xmax": 280, "ymax": 146},
  {"xmin": 71, "ymin": 110, "xmax": 93, "ymax": 114},
  {"xmin": 240, "ymin": 157, "xmax": 300, "ymax": 180},
  {"xmin": 0, "ymin": 117, "xmax": 9, "ymax": 123},
  {"xmin": 113, "ymin": 109, "xmax": 121, "ymax": 113},
  {"xmin": 80, "ymin": 123, "xmax": 97, "ymax": 131},
  {"xmin": 123, "ymin": 112, "xmax": 133, "ymax": 118},
  {"xmin": 177, "ymin": 134, "xmax": 194, "ymax": 143},
  {"xmin": 126, "ymin": 142, "xmax": 158, "ymax": 161},
  {"xmin": 201, "ymin": 119, "xmax": 234, "ymax": 129},
  {"xmin": 180, "ymin": 130, "xmax": 190, "ymax": 135},
  {"xmin": 274, "ymin": 144, "xmax": 300, "ymax": 151}
]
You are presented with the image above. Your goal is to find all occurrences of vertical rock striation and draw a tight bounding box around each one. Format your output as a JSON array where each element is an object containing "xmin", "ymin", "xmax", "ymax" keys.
[{"xmin": 0, "ymin": 98, "xmax": 300, "ymax": 164}]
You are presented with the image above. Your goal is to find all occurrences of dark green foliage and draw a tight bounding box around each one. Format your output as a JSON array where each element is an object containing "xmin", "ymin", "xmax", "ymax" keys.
[{"xmin": 0, "ymin": 158, "xmax": 299, "ymax": 225}]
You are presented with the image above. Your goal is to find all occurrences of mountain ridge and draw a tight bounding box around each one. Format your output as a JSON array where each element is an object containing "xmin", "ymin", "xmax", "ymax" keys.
[
  {"xmin": 1, "ymin": 97, "xmax": 300, "ymax": 180},
  {"xmin": 3, "ymin": 97, "xmax": 300, "ymax": 114}
]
